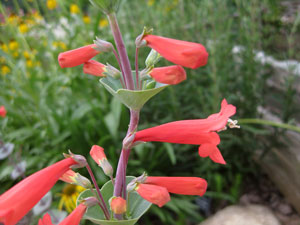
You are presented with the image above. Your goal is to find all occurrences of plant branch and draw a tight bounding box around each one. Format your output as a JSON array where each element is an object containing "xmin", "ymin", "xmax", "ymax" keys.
[
  {"xmin": 86, "ymin": 163, "xmax": 110, "ymax": 219},
  {"xmin": 107, "ymin": 13, "xmax": 134, "ymax": 90}
]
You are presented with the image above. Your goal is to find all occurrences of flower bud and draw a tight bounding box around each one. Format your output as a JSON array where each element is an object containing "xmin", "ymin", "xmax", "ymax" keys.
[
  {"xmin": 89, "ymin": 0, "xmax": 121, "ymax": 14},
  {"xmin": 60, "ymin": 170, "xmax": 92, "ymax": 189},
  {"xmin": 104, "ymin": 63, "xmax": 121, "ymax": 79},
  {"xmin": 110, "ymin": 197, "xmax": 127, "ymax": 214},
  {"xmin": 83, "ymin": 60, "xmax": 107, "ymax": 77},
  {"xmin": 94, "ymin": 37, "xmax": 114, "ymax": 52},
  {"xmin": 82, "ymin": 197, "xmax": 99, "ymax": 207},
  {"xmin": 145, "ymin": 49, "xmax": 161, "ymax": 68},
  {"xmin": 63, "ymin": 150, "xmax": 87, "ymax": 168},
  {"xmin": 90, "ymin": 145, "xmax": 113, "ymax": 177}
]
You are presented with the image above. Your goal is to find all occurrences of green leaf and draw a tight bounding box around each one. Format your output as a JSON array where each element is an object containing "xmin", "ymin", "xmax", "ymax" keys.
[
  {"xmin": 77, "ymin": 176, "xmax": 152, "ymax": 225},
  {"xmin": 104, "ymin": 97, "xmax": 122, "ymax": 139},
  {"xmin": 100, "ymin": 75, "xmax": 168, "ymax": 111},
  {"xmin": 164, "ymin": 143, "xmax": 176, "ymax": 165}
]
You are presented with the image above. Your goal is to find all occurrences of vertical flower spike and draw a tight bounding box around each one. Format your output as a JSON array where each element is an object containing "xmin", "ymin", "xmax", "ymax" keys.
[
  {"xmin": 149, "ymin": 65, "xmax": 186, "ymax": 85},
  {"xmin": 0, "ymin": 158, "xmax": 77, "ymax": 225},
  {"xmin": 135, "ymin": 184, "xmax": 170, "ymax": 207},
  {"xmin": 58, "ymin": 44, "xmax": 100, "ymax": 68},
  {"xmin": 110, "ymin": 197, "xmax": 127, "ymax": 214},
  {"xmin": 90, "ymin": 145, "xmax": 113, "ymax": 177},
  {"xmin": 145, "ymin": 177, "xmax": 208, "ymax": 196},
  {"xmin": 143, "ymin": 35, "xmax": 209, "ymax": 69},
  {"xmin": 60, "ymin": 169, "xmax": 92, "ymax": 189},
  {"xmin": 0, "ymin": 106, "xmax": 6, "ymax": 118},
  {"xmin": 83, "ymin": 60, "xmax": 107, "ymax": 77}
]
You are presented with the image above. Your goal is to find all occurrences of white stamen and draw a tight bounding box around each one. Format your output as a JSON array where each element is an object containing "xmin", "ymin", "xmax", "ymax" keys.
[{"xmin": 228, "ymin": 119, "xmax": 240, "ymax": 129}]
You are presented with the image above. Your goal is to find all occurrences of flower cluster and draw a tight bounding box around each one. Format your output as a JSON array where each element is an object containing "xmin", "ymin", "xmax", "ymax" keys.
[{"xmin": 0, "ymin": 0, "xmax": 239, "ymax": 224}]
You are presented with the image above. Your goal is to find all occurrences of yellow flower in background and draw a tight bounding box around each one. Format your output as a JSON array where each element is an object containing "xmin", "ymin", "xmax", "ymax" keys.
[
  {"xmin": 7, "ymin": 14, "xmax": 19, "ymax": 25},
  {"xmin": 53, "ymin": 41, "xmax": 67, "ymax": 50},
  {"xmin": 1, "ymin": 44, "xmax": 8, "ymax": 53},
  {"xmin": 9, "ymin": 41, "xmax": 19, "ymax": 51},
  {"xmin": 99, "ymin": 18, "xmax": 108, "ymax": 28},
  {"xmin": 0, "ymin": 57, "xmax": 5, "ymax": 63},
  {"xmin": 13, "ymin": 52, "xmax": 19, "ymax": 58},
  {"xmin": 1, "ymin": 65, "xmax": 10, "ymax": 75},
  {"xmin": 59, "ymin": 42, "xmax": 67, "ymax": 50},
  {"xmin": 26, "ymin": 60, "xmax": 33, "ymax": 68},
  {"xmin": 47, "ymin": 0, "xmax": 57, "ymax": 10},
  {"xmin": 70, "ymin": 4, "xmax": 80, "ymax": 14},
  {"xmin": 147, "ymin": 0, "xmax": 155, "ymax": 6},
  {"xmin": 19, "ymin": 23, "xmax": 29, "ymax": 33},
  {"xmin": 32, "ymin": 11, "xmax": 43, "ymax": 21},
  {"xmin": 23, "ymin": 51, "xmax": 31, "ymax": 59},
  {"xmin": 83, "ymin": 15, "xmax": 91, "ymax": 24},
  {"xmin": 58, "ymin": 184, "xmax": 85, "ymax": 213}
]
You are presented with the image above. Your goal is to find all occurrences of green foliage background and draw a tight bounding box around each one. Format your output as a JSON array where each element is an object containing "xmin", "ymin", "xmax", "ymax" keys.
[{"xmin": 0, "ymin": 0, "xmax": 299, "ymax": 224}]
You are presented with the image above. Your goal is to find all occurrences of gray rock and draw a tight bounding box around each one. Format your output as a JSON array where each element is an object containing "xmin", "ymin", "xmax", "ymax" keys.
[{"xmin": 199, "ymin": 204, "xmax": 281, "ymax": 225}]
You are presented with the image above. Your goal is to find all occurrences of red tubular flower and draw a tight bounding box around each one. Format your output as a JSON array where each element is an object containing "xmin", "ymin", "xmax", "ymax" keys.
[
  {"xmin": 59, "ymin": 203, "xmax": 87, "ymax": 225},
  {"xmin": 145, "ymin": 177, "xmax": 207, "ymax": 196},
  {"xmin": 90, "ymin": 145, "xmax": 113, "ymax": 177},
  {"xmin": 58, "ymin": 44, "xmax": 100, "ymax": 68},
  {"xmin": 0, "ymin": 106, "xmax": 6, "ymax": 118},
  {"xmin": 149, "ymin": 65, "xmax": 186, "ymax": 85},
  {"xmin": 0, "ymin": 158, "xmax": 77, "ymax": 225},
  {"xmin": 136, "ymin": 184, "xmax": 170, "ymax": 207},
  {"xmin": 134, "ymin": 99, "xmax": 236, "ymax": 164},
  {"xmin": 38, "ymin": 203, "xmax": 87, "ymax": 225},
  {"xmin": 83, "ymin": 60, "xmax": 106, "ymax": 77},
  {"xmin": 143, "ymin": 35, "xmax": 208, "ymax": 69},
  {"xmin": 110, "ymin": 197, "xmax": 127, "ymax": 214}
]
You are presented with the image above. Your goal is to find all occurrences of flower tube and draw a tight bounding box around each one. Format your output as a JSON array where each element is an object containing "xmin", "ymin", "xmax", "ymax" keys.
[
  {"xmin": 135, "ymin": 184, "xmax": 170, "ymax": 207},
  {"xmin": 145, "ymin": 177, "xmax": 207, "ymax": 196},
  {"xmin": 90, "ymin": 145, "xmax": 113, "ymax": 177},
  {"xmin": 83, "ymin": 60, "xmax": 106, "ymax": 77},
  {"xmin": 58, "ymin": 44, "xmax": 100, "ymax": 68},
  {"xmin": 149, "ymin": 65, "xmax": 186, "ymax": 85},
  {"xmin": 0, "ymin": 158, "xmax": 77, "ymax": 225},
  {"xmin": 143, "ymin": 35, "xmax": 208, "ymax": 69},
  {"xmin": 134, "ymin": 99, "xmax": 236, "ymax": 164}
]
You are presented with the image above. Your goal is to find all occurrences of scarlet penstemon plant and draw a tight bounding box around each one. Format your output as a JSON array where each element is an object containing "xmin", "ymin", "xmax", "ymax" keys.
[{"xmin": 0, "ymin": 1, "xmax": 240, "ymax": 224}]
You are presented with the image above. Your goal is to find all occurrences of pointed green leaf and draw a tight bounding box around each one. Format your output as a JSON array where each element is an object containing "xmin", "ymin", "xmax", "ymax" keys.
[
  {"xmin": 100, "ymin": 74, "xmax": 168, "ymax": 111},
  {"xmin": 77, "ymin": 176, "xmax": 152, "ymax": 225}
]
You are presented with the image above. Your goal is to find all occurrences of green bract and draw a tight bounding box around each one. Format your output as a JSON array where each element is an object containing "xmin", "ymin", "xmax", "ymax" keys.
[
  {"xmin": 100, "ymin": 74, "xmax": 168, "ymax": 111},
  {"xmin": 77, "ymin": 176, "xmax": 152, "ymax": 225}
]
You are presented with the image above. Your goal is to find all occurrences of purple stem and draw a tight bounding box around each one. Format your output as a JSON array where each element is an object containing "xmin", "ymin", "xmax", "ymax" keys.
[
  {"xmin": 90, "ymin": 188, "xmax": 110, "ymax": 219},
  {"xmin": 86, "ymin": 164, "xmax": 110, "ymax": 219},
  {"xmin": 135, "ymin": 48, "xmax": 139, "ymax": 89},
  {"xmin": 113, "ymin": 110, "xmax": 140, "ymax": 219},
  {"xmin": 108, "ymin": 13, "xmax": 134, "ymax": 90}
]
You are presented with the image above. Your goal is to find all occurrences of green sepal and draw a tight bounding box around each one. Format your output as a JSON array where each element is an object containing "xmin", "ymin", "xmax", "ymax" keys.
[
  {"xmin": 100, "ymin": 73, "xmax": 168, "ymax": 111},
  {"xmin": 77, "ymin": 176, "xmax": 152, "ymax": 225}
]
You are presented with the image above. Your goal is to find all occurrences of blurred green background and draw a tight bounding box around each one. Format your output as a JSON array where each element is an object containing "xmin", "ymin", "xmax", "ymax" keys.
[{"xmin": 0, "ymin": 0, "xmax": 299, "ymax": 224}]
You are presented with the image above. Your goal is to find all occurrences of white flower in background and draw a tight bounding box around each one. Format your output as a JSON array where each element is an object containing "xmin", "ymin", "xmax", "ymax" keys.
[
  {"xmin": 0, "ymin": 143, "xmax": 14, "ymax": 160},
  {"xmin": 33, "ymin": 192, "xmax": 52, "ymax": 215},
  {"xmin": 11, "ymin": 161, "xmax": 26, "ymax": 180}
]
